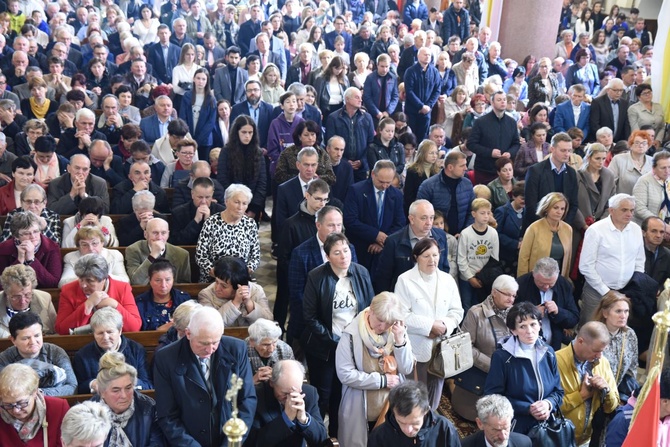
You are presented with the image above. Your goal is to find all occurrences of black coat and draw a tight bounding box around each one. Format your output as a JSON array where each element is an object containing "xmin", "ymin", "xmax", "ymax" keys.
[
  {"xmin": 645, "ymin": 245, "xmax": 670, "ymax": 293},
  {"xmin": 56, "ymin": 128, "xmax": 108, "ymax": 159},
  {"xmin": 468, "ymin": 110, "xmax": 521, "ymax": 175},
  {"xmin": 589, "ymin": 95, "xmax": 631, "ymax": 143},
  {"xmin": 368, "ymin": 409, "xmax": 461, "ymax": 447},
  {"xmin": 462, "ymin": 430, "xmax": 531, "ymax": 447},
  {"xmin": 111, "ymin": 180, "xmax": 170, "ymax": 214},
  {"xmin": 171, "ymin": 176, "xmax": 226, "ymax": 208},
  {"xmin": 169, "ymin": 200, "xmax": 225, "ymax": 245}
]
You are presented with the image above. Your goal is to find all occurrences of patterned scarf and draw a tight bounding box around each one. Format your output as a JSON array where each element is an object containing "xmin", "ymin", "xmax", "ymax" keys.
[
  {"xmin": 487, "ymin": 295, "xmax": 510, "ymax": 323},
  {"xmin": 104, "ymin": 398, "xmax": 135, "ymax": 447},
  {"xmin": 0, "ymin": 391, "xmax": 46, "ymax": 442}
]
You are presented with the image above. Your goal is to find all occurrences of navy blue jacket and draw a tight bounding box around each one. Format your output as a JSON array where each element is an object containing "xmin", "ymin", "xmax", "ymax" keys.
[
  {"xmin": 179, "ymin": 91, "xmax": 217, "ymax": 148},
  {"xmin": 325, "ymin": 107, "xmax": 375, "ymax": 174},
  {"xmin": 139, "ymin": 115, "xmax": 168, "ymax": 145},
  {"xmin": 275, "ymin": 176, "xmax": 306, "ymax": 231},
  {"xmin": 441, "ymin": 4, "xmax": 470, "ymax": 42},
  {"xmin": 438, "ymin": 68, "xmax": 457, "ymax": 96},
  {"xmin": 468, "ymin": 110, "xmax": 521, "ymax": 175},
  {"xmin": 237, "ymin": 19, "xmax": 261, "ymax": 55},
  {"xmin": 89, "ymin": 155, "xmax": 125, "ymax": 187},
  {"xmin": 93, "ymin": 391, "xmax": 166, "ymax": 446},
  {"xmin": 363, "ymin": 71, "xmax": 399, "ymax": 118},
  {"xmin": 553, "ymin": 100, "xmax": 590, "ymax": 136},
  {"xmin": 403, "ymin": 62, "xmax": 441, "ymax": 115},
  {"xmin": 416, "ymin": 172, "xmax": 475, "ymax": 234},
  {"xmin": 324, "ymin": 31, "xmax": 352, "ymax": 55},
  {"xmin": 135, "ymin": 289, "xmax": 193, "ymax": 331},
  {"xmin": 493, "ymin": 201, "xmax": 523, "ymax": 263},
  {"xmin": 373, "ymin": 226, "xmax": 450, "ymax": 294},
  {"xmin": 330, "ymin": 160, "xmax": 354, "ymax": 203},
  {"xmin": 147, "ymin": 42, "xmax": 180, "ymax": 84},
  {"xmin": 403, "ymin": 0, "xmax": 428, "ymax": 26},
  {"xmin": 229, "ymin": 100, "xmax": 274, "ymax": 148},
  {"xmin": 170, "ymin": 200, "xmax": 226, "ymax": 245}
]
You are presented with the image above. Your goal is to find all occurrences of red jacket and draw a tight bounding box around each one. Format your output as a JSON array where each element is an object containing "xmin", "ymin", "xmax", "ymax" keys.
[
  {"xmin": 0, "ymin": 396, "xmax": 69, "ymax": 447},
  {"xmin": 0, "ymin": 180, "xmax": 18, "ymax": 215},
  {"xmin": 0, "ymin": 235, "xmax": 62, "ymax": 289},
  {"xmin": 55, "ymin": 277, "xmax": 142, "ymax": 334}
]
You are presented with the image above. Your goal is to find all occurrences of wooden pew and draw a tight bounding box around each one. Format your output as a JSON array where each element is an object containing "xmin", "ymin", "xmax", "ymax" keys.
[{"xmin": 63, "ymin": 390, "xmax": 156, "ymax": 407}]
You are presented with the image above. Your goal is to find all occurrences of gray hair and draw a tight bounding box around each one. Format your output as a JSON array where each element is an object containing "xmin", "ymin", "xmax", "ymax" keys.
[
  {"xmin": 9, "ymin": 212, "xmax": 40, "ymax": 238},
  {"xmin": 578, "ymin": 321, "xmax": 611, "ymax": 345},
  {"xmin": 90, "ymin": 307, "xmax": 123, "ymax": 331},
  {"xmin": 224, "ymin": 183, "xmax": 253, "ymax": 203},
  {"xmin": 188, "ymin": 306, "xmax": 224, "ymax": 336},
  {"xmin": 596, "ymin": 127, "xmax": 613, "ymax": 138},
  {"xmin": 131, "ymin": 190, "xmax": 156, "ymax": 211},
  {"xmin": 408, "ymin": 199, "xmax": 433, "ymax": 216},
  {"xmin": 287, "ymin": 83, "xmax": 307, "ymax": 96},
  {"xmin": 370, "ymin": 292, "xmax": 407, "ymax": 324},
  {"xmin": 270, "ymin": 359, "xmax": 305, "ymax": 384},
  {"xmin": 75, "ymin": 108, "xmax": 95, "ymax": 122},
  {"xmin": 476, "ymin": 394, "xmax": 514, "ymax": 424},
  {"xmin": 533, "ymin": 257, "xmax": 560, "ymax": 278},
  {"xmin": 101, "ymin": 94, "xmax": 119, "ymax": 107},
  {"xmin": 96, "ymin": 352, "xmax": 137, "ymax": 393},
  {"xmin": 491, "ymin": 275, "xmax": 518, "ymax": 293},
  {"xmin": 297, "ymin": 147, "xmax": 318, "ymax": 161},
  {"xmin": 609, "ymin": 193, "xmax": 635, "ymax": 209},
  {"xmin": 172, "ymin": 301, "xmax": 202, "ymax": 332},
  {"xmin": 74, "ymin": 253, "xmax": 109, "ymax": 281},
  {"xmin": 373, "ymin": 159, "xmax": 396, "ymax": 174},
  {"xmin": 344, "ymin": 86, "xmax": 361, "ymax": 101},
  {"xmin": 0, "ymin": 132, "xmax": 5, "ymax": 144},
  {"xmin": 20, "ymin": 184, "xmax": 47, "ymax": 202},
  {"xmin": 70, "ymin": 153, "xmax": 90, "ymax": 165},
  {"xmin": 248, "ymin": 318, "xmax": 282, "ymax": 341},
  {"xmin": 326, "ymin": 136, "xmax": 345, "ymax": 149},
  {"xmin": 0, "ymin": 264, "xmax": 37, "ymax": 291},
  {"xmin": 0, "ymin": 99, "xmax": 16, "ymax": 111},
  {"xmin": 315, "ymin": 205, "xmax": 342, "ymax": 224},
  {"xmin": 61, "ymin": 402, "xmax": 111, "ymax": 445}
]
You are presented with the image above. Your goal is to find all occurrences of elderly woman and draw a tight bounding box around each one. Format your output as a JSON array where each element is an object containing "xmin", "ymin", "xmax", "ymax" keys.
[
  {"xmin": 0, "ymin": 265, "xmax": 56, "ymax": 337},
  {"xmin": 303, "ymin": 232, "xmax": 374, "ymax": 435},
  {"xmin": 60, "ymin": 227, "xmax": 129, "ymax": 287},
  {"xmin": 0, "ymin": 364, "xmax": 69, "ymax": 446},
  {"xmin": 335, "ymin": 292, "xmax": 414, "ymax": 447},
  {"xmin": 527, "ymin": 57, "xmax": 560, "ymax": 108},
  {"xmin": 348, "ymin": 52, "xmax": 371, "ymax": 90},
  {"xmin": 608, "ymin": 130, "xmax": 653, "ymax": 195},
  {"xmin": 156, "ymin": 300, "xmax": 203, "ymax": 352},
  {"xmin": 62, "ymin": 196, "xmax": 118, "ymax": 248},
  {"xmin": 92, "ymin": 352, "xmax": 165, "ymax": 446},
  {"xmin": 136, "ymin": 260, "xmax": 192, "ymax": 331},
  {"xmin": 518, "ymin": 192, "xmax": 573, "ymax": 278},
  {"xmin": 394, "ymin": 238, "xmax": 464, "ymax": 410},
  {"xmin": 484, "ymin": 302, "xmax": 564, "ymax": 434},
  {"xmin": 0, "ymin": 184, "xmax": 61, "ymax": 244},
  {"xmin": 453, "ymin": 275, "xmax": 518, "ymax": 421},
  {"xmin": 514, "ymin": 123, "xmax": 550, "ymax": 179},
  {"xmin": 566, "ymin": 49, "xmax": 600, "ymax": 96},
  {"xmin": 73, "ymin": 307, "xmax": 152, "ymax": 394},
  {"xmin": 0, "ymin": 212, "xmax": 61, "ymax": 290},
  {"xmin": 196, "ymin": 184, "xmax": 261, "ymax": 283},
  {"xmin": 555, "ymin": 29, "xmax": 575, "ymax": 60},
  {"xmin": 575, "ymin": 143, "xmax": 616, "ymax": 231},
  {"xmin": 246, "ymin": 318, "xmax": 295, "ymax": 385},
  {"xmin": 13, "ymin": 119, "xmax": 48, "ymax": 157},
  {"xmin": 60, "ymin": 401, "xmax": 111, "ymax": 447},
  {"xmin": 452, "ymin": 51, "xmax": 479, "ymax": 97},
  {"xmin": 628, "ymin": 84, "xmax": 666, "ymax": 147},
  {"xmin": 488, "ymin": 157, "xmax": 518, "ymax": 210},
  {"xmin": 198, "ymin": 256, "xmax": 272, "ymax": 327},
  {"xmin": 31, "ymin": 135, "xmax": 68, "ymax": 190},
  {"xmin": 0, "ymin": 156, "xmax": 36, "ymax": 215},
  {"xmin": 55, "ymin": 254, "xmax": 141, "ymax": 335},
  {"xmin": 442, "ymin": 85, "xmax": 470, "ymax": 140},
  {"xmin": 592, "ymin": 291, "xmax": 639, "ymax": 403},
  {"xmin": 20, "ymin": 78, "xmax": 59, "ymax": 120}
]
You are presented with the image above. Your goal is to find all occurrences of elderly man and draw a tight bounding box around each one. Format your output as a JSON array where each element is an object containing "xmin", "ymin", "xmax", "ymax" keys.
[
  {"xmin": 96, "ymin": 95, "xmax": 127, "ymax": 145},
  {"xmin": 286, "ymin": 43, "xmax": 314, "ymax": 86},
  {"xmin": 0, "ymin": 132, "xmax": 17, "ymax": 187},
  {"xmin": 374, "ymin": 199, "xmax": 450, "ymax": 293},
  {"xmin": 111, "ymin": 160, "xmax": 170, "ymax": 214},
  {"xmin": 153, "ymin": 306, "xmax": 256, "ymax": 446},
  {"xmin": 47, "ymin": 154, "xmax": 109, "ymax": 215},
  {"xmin": 462, "ymin": 395, "xmax": 531, "ymax": 447},
  {"xmin": 56, "ymin": 108, "xmax": 107, "ymax": 159},
  {"xmin": 553, "ymin": 84, "xmax": 590, "ymax": 136},
  {"xmin": 325, "ymin": 87, "xmax": 375, "ymax": 181},
  {"xmin": 369, "ymin": 381, "xmax": 460, "ymax": 446},
  {"xmin": 607, "ymin": 45, "xmax": 632, "ymax": 78},
  {"xmin": 589, "ymin": 78, "xmax": 630, "ymax": 142},
  {"xmin": 579, "ymin": 194, "xmax": 646, "ymax": 324},
  {"xmin": 52, "ymin": 28, "xmax": 83, "ymax": 67},
  {"xmin": 633, "ymin": 151, "xmax": 670, "ymax": 225},
  {"xmin": 642, "ymin": 216, "xmax": 670, "ymax": 294},
  {"xmin": 403, "ymin": 46, "xmax": 440, "ymax": 140},
  {"xmin": 125, "ymin": 218, "xmax": 191, "ymax": 285},
  {"xmin": 248, "ymin": 359, "xmax": 327, "ymax": 447},
  {"xmin": 4, "ymin": 51, "xmax": 31, "ymax": 87},
  {"xmin": 173, "ymin": 160, "xmax": 225, "ymax": 207},
  {"xmin": 557, "ymin": 322, "xmax": 619, "ymax": 445},
  {"xmin": 117, "ymin": 191, "xmax": 167, "ymax": 247},
  {"xmin": 515, "ymin": 257, "xmax": 580, "ymax": 351},
  {"xmin": 49, "ymin": 42, "xmax": 78, "ymax": 77},
  {"xmin": 0, "ymin": 73, "xmax": 20, "ymax": 109},
  {"xmin": 87, "ymin": 139, "xmax": 125, "ymax": 186},
  {"xmin": 250, "ymin": 32, "xmax": 286, "ymax": 80},
  {"xmin": 139, "ymin": 95, "xmax": 173, "ymax": 144},
  {"xmin": 171, "ymin": 176, "xmax": 225, "ymax": 245}
]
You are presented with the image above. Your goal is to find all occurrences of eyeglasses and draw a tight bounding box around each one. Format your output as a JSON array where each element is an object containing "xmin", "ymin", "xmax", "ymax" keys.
[
  {"xmin": 179, "ymin": 152, "xmax": 195, "ymax": 157},
  {"xmin": 0, "ymin": 399, "xmax": 31, "ymax": 411},
  {"xmin": 309, "ymin": 195, "xmax": 329, "ymax": 203},
  {"xmin": 495, "ymin": 289, "xmax": 516, "ymax": 298},
  {"xmin": 21, "ymin": 199, "xmax": 44, "ymax": 205},
  {"xmin": 633, "ymin": 140, "xmax": 649, "ymax": 147}
]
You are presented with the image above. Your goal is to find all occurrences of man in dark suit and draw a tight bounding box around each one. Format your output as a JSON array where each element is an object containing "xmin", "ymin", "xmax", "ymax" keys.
[
  {"xmin": 170, "ymin": 176, "xmax": 225, "ymax": 245},
  {"xmin": 523, "ymin": 132, "xmax": 579, "ymax": 233},
  {"xmin": 47, "ymin": 154, "xmax": 110, "ymax": 215},
  {"xmin": 172, "ymin": 161, "xmax": 225, "ymax": 208},
  {"xmin": 344, "ymin": 159, "xmax": 406, "ymax": 271},
  {"xmin": 324, "ymin": 16, "xmax": 352, "ymax": 55},
  {"xmin": 202, "ymin": 32, "xmax": 226, "ymax": 72},
  {"xmin": 88, "ymin": 140, "xmax": 125, "ymax": 187},
  {"xmin": 461, "ymin": 394, "xmax": 532, "ymax": 447},
  {"xmin": 274, "ymin": 148, "xmax": 320, "ymax": 233},
  {"xmin": 589, "ymin": 78, "xmax": 630, "ymax": 143},
  {"xmin": 515, "ymin": 257, "xmax": 580, "ymax": 351},
  {"xmin": 111, "ymin": 161, "xmax": 170, "ymax": 214},
  {"xmin": 553, "ymin": 84, "xmax": 590, "ymax": 137},
  {"xmin": 373, "ymin": 199, "xmax": 450, "ymax": 293},
  {"xmin": 212, "ymin": 46, "xmax": 248, "ymax": 104},
  {"xmin": 229, "ymin": 79, "xmax": 274, "ymax": 149},
  {"xmin": 626, "ymin": 18, "xmax": 652, "ymax": 47},
  {"xmin": 250, "ymin": 32, "xmax": 286, "ymax": 80},
  {"xmin": 154, "ymin": 306, "xmax": 257, "ymax": 447},
  {"xmin": 147, "ymin": 25, "xmax": 181, "ymax": 85},
  {"xmin": 237, "ymin": 4, "xmax": 262, "ymax": 55},
  {"xmin": 248, "ymin": 360, "xmax": 327, "ymax": 447},
  {"xmin": 642, "ymin": 216, "xmax": 670, "ymax": 294}
]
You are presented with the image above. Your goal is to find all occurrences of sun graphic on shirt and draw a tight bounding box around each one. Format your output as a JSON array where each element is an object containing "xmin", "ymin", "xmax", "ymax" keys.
[{"xmin": 475, "ymin": 244, "xmax": 488, "ymax": 256}]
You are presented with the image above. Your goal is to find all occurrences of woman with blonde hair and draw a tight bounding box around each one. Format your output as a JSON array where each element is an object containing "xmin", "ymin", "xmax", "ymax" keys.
[
  {"xmin": 575, "ymin": 143, "xmax": 616, "ymax": 231},
  {"xmin": 403, "ymin": 140, "xmax": 440, "ymax": 215},
  {"xmin": 171, "ymin": 43, "xmax": 200, "ymax": 109},
  {"xmin": 348, "ymin": 52, "xmax": 371, "ymax": 90},
  {"xmin": 517, "ymin": 192, "xmax": 573, "ymax": 277},
  {"xmin": 260, "ymin": 63, "xmax": 285, "ymax": 107},
  {"xmin": 442, "ymin": 86, "xmax": 469, "ymax": 141}
]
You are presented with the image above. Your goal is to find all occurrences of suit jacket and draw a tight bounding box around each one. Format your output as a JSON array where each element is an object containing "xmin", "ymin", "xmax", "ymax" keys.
[
  {"xmin": 274, "ymin": 176, "xmax": 306, "ymax": 230},
  {"xmin": 153, "ymin": 335, "xmax": 257, "ymax": 447},
  {"xmin": 139, "ymin": 114, "xmax": 170, "ymax": 145},
  {"xmin": 212, "ymin": 64, "xmax": 248, "ymax": 104},
  {"xmin": 237, "ymin": 19, "xmax": 261, "ymax": 55},
  {"xmin": 324, "ymin": 30, "xmax": 352, "ymax": 55},
  {"xmin": 553, "ymin": 100, "xmax": 590, "ymax": 136},
  {"xmin": 47, "ymin": 173, "xmax": 110, "ymax": 215},
  {"xmin": 125, "ymin": 240, "xmax": 191, "ymax": 285},
  {"xmin": 363, "ymin": 71, "xmax": 399, "ymax": 119},
  {"xmin": 249, "ymin": 50, "xmax": 286, "ymax": 80},
  {"xmin": 589, "ymin": 94, "xmax": 630, "ymax": 142},
  {"xmin": 461, "ymin": 430, "xmax": 532, "ymax": 447},
  {"xmin": 111, "ymin": 180, "xmax": 170, "ymax": 214},
  {"xmin": 248, "ymin": 381, "xmax": 327, "ymax": 447},
  {"xmin": 147, "ymin": 42, "xmax": 181, "ymax": 84},
  {"xmin": 12, "ymin": 83, "xmax": 56, "ymax": 102},
  {"xmin": 179, "ymin": 91, "xmax": 217, "ymax": 148},
  {"xmin": 523, "ymin": 158, "xmax": 579, "ymax": 233},
  {"xmin": 230, "ymin": 100, "xmax": 274, "ymax": 148}
]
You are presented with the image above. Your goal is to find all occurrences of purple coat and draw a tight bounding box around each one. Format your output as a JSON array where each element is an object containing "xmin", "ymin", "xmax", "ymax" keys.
[{"xmin": 266, "ymin": 113, "xmax": 305, "ymax": 176}]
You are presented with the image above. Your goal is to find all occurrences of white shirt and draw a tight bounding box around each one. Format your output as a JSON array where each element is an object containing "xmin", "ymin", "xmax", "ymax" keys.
[
  {"xmin": 331, "ymin": 277, "xmax": 356, "ymax": 338},
  {"xmin": 579, "ymin": 217, "xmax": 646, "ymax": 296},
  {"xmin": 572, "ymin": 102, "xmax": 581, "ymax": 125}
]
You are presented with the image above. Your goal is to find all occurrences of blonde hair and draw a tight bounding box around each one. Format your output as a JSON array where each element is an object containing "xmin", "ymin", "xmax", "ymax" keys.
[
  {"xmin": 536, "ymin": 192, "xmax": 568, "ymax": 217},
  {"xmin": 370, "ymin": 292, "xmax": 407, "ymax": 324},
  {"xmin": 473, "ymin": 185, "xmax": 492, "ymax": 201},
  {"xmin": 260, "ymin": 63, "xmax": 281, "ymax": 88},
  {"xmin": 0, "ymin": 363, "xmax": 39, "ymax": 399},
  {"xmin": 471, "ymin": 197, "xmax": 492, "ymax": 212}
]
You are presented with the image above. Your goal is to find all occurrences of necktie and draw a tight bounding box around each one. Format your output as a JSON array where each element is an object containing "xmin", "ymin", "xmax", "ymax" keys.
[
  {"xmin": 262, "ymin": 53, "xmax": 267, "ymax": 69},
  {"xmin": 377, "ymin": 190, "xmax": 384, "ymax": 227},
  {"xmin": 200, "ymin": 357, "xmax": 210, "ymax": 382}
]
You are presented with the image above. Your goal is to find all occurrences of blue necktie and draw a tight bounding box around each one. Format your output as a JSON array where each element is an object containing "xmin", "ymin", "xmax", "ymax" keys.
[{"xmin": 377, "ymin": 190, "xmax": 384, "ymax": 227}]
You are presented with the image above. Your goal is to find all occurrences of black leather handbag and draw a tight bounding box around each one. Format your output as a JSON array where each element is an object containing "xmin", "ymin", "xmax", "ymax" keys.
[{"xmin": 526, "ymin": 408, "xmax": 577, "ymax": 447}]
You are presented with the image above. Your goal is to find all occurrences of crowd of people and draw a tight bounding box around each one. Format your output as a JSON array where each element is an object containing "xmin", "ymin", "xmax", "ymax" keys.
[{"xmin": 0, "ymin": 0, "xmax": 668, "ymax": 445}]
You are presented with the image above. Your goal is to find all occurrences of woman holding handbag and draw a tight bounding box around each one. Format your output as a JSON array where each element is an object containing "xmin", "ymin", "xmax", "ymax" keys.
[
  {"xmin": 452, "ymin": 275, "xmax": 518, "ymax": 422},
  {"xmin": 394, "ymin": 238, "xmax": 464, "ymax": 410},
  {"xmin": 335, "ymin": 292, "xmax": 414, "ymax": 447}
]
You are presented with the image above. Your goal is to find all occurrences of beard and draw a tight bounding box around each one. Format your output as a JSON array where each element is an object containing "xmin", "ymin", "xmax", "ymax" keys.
[{"xmin": 247, "ymin": 96, "xmax": 260, "ymax": 105}]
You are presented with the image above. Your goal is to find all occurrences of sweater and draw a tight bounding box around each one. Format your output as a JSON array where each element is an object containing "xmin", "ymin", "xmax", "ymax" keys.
[{"xmin": 457, "ymin": 225, "xmax": 499, "ymax": 281}]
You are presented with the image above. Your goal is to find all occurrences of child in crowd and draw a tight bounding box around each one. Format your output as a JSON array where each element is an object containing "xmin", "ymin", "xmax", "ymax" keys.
[
  {"xmin": 7, "ymin": 0, "xmax": 26, "ymax": 34},
  {"xmin": 333, "ymin": 35, "xmax": 350, "ymax": 66},
  {"xmin": 260, "ymin": 63, "xmax": 285, "ymax": 107},
  {"xmin": 304, "ymin": 85, "xmax": 317, "ymax": 106},
  {"xmin": 505, "ymin": 94, "xmax": 521, "ymax": 124},
  {"xmin": 434, "ymin": 211, "xmax": 458, "ymax": 281}
]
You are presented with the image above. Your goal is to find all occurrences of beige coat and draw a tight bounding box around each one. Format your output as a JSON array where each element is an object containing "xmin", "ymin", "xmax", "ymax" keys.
[{"xmin": 0, "ymin": 290, "xmax": 57, "ymax": 338}]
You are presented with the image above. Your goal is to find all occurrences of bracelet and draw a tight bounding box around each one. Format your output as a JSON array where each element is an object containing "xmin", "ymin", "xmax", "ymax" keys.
[{"xmin": 381, "ymin": 374, "xmax": 387, "ymax": 389}]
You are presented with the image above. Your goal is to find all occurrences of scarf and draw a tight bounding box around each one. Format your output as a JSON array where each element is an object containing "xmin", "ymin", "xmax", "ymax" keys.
[
  {"xmin": 487, "ymin": 294, "xmax": 510, "ymax": 322},
  {"xmin": 34, "ymin": 152, "xmax": 60, "ymax": 187},
  {"xmin": 29, "ymin": 98, "xmax": 51, "ymax": 119},
  {"xmin": 358, "ymin": 308, "xmax": 395, "ymax": 362},
  {"xmin": 0, "ymin": 391, "xmax": 47, "ymax": 442},
  {"xmin": 105, "ymin": 398, "xmax": 135, "ymax": 447}
]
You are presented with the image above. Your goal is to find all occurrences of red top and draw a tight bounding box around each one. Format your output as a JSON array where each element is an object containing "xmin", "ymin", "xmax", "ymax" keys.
[{"xmin": 0, "ymin": 396, "xmax": 69, "ymax": 447}]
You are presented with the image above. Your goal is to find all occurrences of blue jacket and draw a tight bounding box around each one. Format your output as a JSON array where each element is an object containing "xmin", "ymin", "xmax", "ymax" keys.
[
  {"xmin": 179, "ymin": 91, "xmax": 217, "ymax": 149},
  {"xmin": 438, "ymin": 68, "xmax": 457, "ymax": 96},
  {"xmin": 441, "ymin": 4, "xmax": 470, "ymax": 42},
  {"xmin": 373, "ymin": 226, "xmax": 450, "ymax": 293},
  {"xmin": 230, "ymin": 100, "xmax": 274, "ymax": 148},
  {"xmin": 325, "ymin": 107, "xmax": 375, "ymax": 173},
  {"xmin": 553, "ymin": 100, "xmax": 590, "ymax": 136},
  {"xmin": 493, "ymin": 201, "xmax": 523, "ymax": 262},
  {"xmin": 135, "ymin": 289, "xmax": 193, "ymax": 331},
  {"xmin": 153, "ymin": 335, "xmax": 257, "ymax": 446},
  {"xmin": 74, "ymin": 336, "xmax": 152, "ymax": 394},
  {"xmin": 330, "ymin": 160, "xmax": 354, "ymax": 203},
  {"xmin": 139, "ymin": 115, "xmax": 169, "ymax": 145},
  {"xmin": 403, "ymin": 0, "xmax": 428, "ymax": 26},
  {"xmin": 403, "ymin": 62, "xmax": 441, "ymax": 115},
  {"xmin": 349, "ymin": 0, "xmax": 365, "ymax": 24},
  {"xmin": 363, "ymin": 71, "xmax": 399, "ymax": 119},
  {"xmin": 565, "ymin": 63, "xmax": 600, "ymax": 96},
  {"xmin": 417, "ymin": 172, "xmax": 475, "ymax": 234},
  {"xmin": 324, "ymin": 30, "xmax": 352, "ymax": 55},
  {"xmin": 484, "ymin": 336, "xmax": 564, "ymax": 435},
  {"xmin": 93, "ymin": 391, "xmax": 166, "ymax": 446},
  {"xmin": 147, "ymin": 42, "xmax": 180, "ymax": 85}
]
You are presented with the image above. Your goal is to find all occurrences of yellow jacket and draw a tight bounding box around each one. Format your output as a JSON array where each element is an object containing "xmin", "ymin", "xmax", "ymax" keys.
[{"xmin": 557, "ymin": 344, "xmax": 620, "ymax": 444}]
